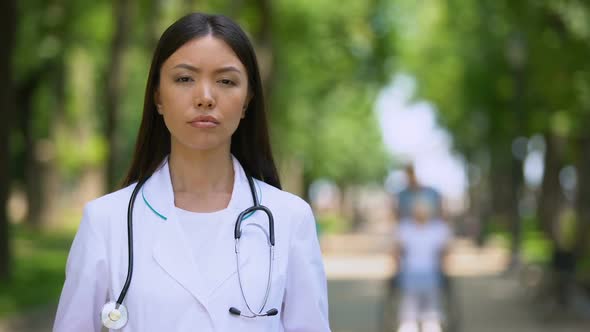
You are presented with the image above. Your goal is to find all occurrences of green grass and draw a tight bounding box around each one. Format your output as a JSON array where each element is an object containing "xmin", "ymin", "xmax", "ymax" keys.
[
  {"xmin": 488, "ymin": 230, "xmax": 553, "ymax": 264},
  {"xmin": 0, "ymin": 225, "xmax": 74, "ymax": 318},
  {"xmin": 521, "ymin": 231, "xmax": 553, "ymax": 264},
  {"xmin": 484, "ymin": 216, "xmax": 553, "ymax": 264}
]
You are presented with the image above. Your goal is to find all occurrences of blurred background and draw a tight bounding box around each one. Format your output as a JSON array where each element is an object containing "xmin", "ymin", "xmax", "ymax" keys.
[{"xmin": 1, "ymin": 0, "xmax": 590, "ymax": 331}]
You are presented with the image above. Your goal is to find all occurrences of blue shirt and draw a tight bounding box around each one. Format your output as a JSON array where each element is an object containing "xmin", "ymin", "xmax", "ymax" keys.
[
  {"xmin": 397, "ymin": 186, "xmax": 442, "ymax": 220},
  {"xmin": 396, "ymin": 219, "xmax": 451, "ymax": 290}
]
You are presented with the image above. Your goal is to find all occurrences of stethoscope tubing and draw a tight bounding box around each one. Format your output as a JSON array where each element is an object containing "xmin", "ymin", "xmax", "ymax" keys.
[
  {"xmin": 235, "ymin": 239, "xmax": 274, "ymax": 316},
  {"xmin": 116, "ymin": 176, "xmax": 149, "ymax": 307}
]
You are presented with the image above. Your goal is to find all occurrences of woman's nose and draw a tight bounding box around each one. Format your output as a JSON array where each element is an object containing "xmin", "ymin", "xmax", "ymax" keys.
[{"xmin": 194, "ymin": 83, "xmax": 216, "ymax": 109}]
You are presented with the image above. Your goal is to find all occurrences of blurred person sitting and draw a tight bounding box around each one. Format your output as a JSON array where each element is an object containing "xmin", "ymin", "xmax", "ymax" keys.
[
  {"xmin": 396, "ymin": 164, "xmax": 443, "ymax": 222},
  {"xmin": 393, "ymin": 199, "xmax": 452, "ymax": 332}
]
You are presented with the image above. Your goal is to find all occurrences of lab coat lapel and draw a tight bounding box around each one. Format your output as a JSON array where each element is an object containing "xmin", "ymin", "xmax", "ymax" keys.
[
  {"xmin": 152, "ymin": 213, "xmax": 208, "ymax": 304},
  {"xmin": 143, "ymin": 158, "xmax": 208, "ymax": 306},
  {"xmin": 204, "ymin": 156, "xmax": 256, "ymax": 298}
]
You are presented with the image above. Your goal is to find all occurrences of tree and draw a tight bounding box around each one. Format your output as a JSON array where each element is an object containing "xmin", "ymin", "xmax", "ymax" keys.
[
  {"xmin": 0, "ymin": 0, "xmax": 17, "ymax": 281},
  {"xmin": 269, "ymin": 0, "xmax": 395, "ymax": 196},
  {"xmin": 105, "ymin": 0, "xmax": 134, "ymax": 190}
]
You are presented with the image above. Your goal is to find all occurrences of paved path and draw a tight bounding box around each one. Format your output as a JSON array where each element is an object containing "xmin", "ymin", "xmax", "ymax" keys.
[
  {"xmin": 2, "ymin": 236, "xmax": 588, "ymax": 332},
  {"xmin": 327, "ymin": 275, "xmax": 588, "ymax": 332},
  {"xmin": 324, "ymin": 236, "xmax": 589, "ymax": 332}
]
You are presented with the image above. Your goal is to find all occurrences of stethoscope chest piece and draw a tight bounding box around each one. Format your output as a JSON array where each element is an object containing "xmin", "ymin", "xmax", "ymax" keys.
[{"xmin": 101, "ymin": 301, "xmax": 129, "ymax": 329}]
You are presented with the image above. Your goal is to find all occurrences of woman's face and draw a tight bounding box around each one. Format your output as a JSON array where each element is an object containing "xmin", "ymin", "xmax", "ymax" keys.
[{"xmin": 155, "ymin": 35, "xmax": 250, "ymax": 152}]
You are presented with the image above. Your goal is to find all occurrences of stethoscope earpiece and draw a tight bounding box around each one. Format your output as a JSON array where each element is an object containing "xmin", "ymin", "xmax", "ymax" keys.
[
  {"xmin": 266, "ymin": 308, "xmax": 279, "ymax": 316},
  {"xmin": 101, "ymin": 301, "xmax": 129, "ymax": 329},
  {"xmin": 229, "ymin": 307, "xmax": 279, "ymax": 318}
]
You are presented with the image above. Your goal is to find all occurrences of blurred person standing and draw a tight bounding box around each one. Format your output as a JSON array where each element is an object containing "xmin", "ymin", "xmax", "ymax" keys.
[
  {"xmin": 396, "ymin": 164, "xmax": 443, "ymax": 221},
  {"xmin": 393, "ymin": 199, "xmax": 452, "ymax": 332}
]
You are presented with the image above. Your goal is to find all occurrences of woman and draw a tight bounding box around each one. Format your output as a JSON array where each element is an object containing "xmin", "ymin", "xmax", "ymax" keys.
[{"xmin": 53, "ymin": 13, "xmax": 330, "ymax": 332}]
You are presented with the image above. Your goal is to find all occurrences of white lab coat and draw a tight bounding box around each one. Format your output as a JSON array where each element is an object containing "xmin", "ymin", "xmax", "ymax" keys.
[{"xmin": 53, "ymin": 156, "xmax": 331, "ymax": 332}]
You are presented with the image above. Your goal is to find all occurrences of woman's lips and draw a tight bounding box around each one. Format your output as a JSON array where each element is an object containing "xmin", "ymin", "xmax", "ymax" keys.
[
  {"xmin": 188, "ymin": 115, "xmax": 219, "ymax": 128},
  {"xmin": 189, "ymin": 120, "xmax": 218, "ymax": 128}
]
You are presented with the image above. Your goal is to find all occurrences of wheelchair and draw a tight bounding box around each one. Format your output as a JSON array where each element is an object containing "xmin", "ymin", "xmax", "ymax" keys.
[{"xmin": 379, "ymin": 271, "xmax": 461, "ymax": 332}]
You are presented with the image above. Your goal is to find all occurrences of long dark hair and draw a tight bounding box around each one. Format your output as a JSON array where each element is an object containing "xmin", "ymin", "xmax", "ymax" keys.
[{"xmin": 122, "ymin": 13, "xmax": 281, "ymax": 189}]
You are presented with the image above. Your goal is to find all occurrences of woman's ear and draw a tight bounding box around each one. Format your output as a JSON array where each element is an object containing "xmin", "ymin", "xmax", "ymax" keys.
[{"xmin": 154, "ymin": 89, "xmax": 162, "ymax": 114}]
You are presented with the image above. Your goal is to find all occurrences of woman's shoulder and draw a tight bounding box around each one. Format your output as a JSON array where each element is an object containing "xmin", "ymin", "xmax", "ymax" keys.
[
  {"xmin": 83, "ymin": 182, "xmax": 137, "ymax": 217},
  {"xmin": 73, "ymin": 183, "xmax": 138, "ymax": 239}
]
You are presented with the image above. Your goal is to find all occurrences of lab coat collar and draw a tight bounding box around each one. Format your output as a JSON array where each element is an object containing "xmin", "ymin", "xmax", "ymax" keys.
[
  {"xmin": 142, "ymin": 154, "xmax": 257, "ymax": 306},
  {"xmin": 141, "ymin": 154, "xmax": 254, "ymax": 220}
]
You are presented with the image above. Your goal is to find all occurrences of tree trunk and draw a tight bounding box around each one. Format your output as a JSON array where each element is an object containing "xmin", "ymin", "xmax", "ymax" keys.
[
  {"xmin": 279, "ymin": 156, "xmax": 305, "ymax": 198},
  {"xmin": 15, "ymin": 60, "xmax": 59, "ymax": 227},
  {"xmin": 508, "ymin": 152, "xmax": 524, "ymax": 266},
  {"xmin": 23, "ymin": 1, "xmax": 70, "ymax": 229},
  {"xmin": 489, "ymin": 139, "xmax": 523, "ymax": 265},
  {"xmin": 574, "ymin": 135, "xmax": 590, "ymax": 258},
  {"xmin": 350, "ymin": 186, "xmax": 365, "ymax": 231},
  {"xmin": 537, "ymin": 133, "xmax": 564, "ymax": 243},
  {"xmin": 0, "ymin": 0, "xmax": 17, "ymax": 281},
  {"xmin": 253, "ymin": 0, "xmax": 274, "ymax": 100},
  {"xmin": 106, "ymin": 0, "xmax": 132, "ymax": 190},
  {"xmin": 467, "ymin": 169, "xmax": 484, "ymax": 242},
  {"xmin": 17, "ymin": 66, "xmax": 52, "ymax": 227},
  {"xmin": 37, "ymin": 57, "xmax": 68, "ymax": 229},
  {"xmin": 508, "ymin": 30, "xmax": 527, "ymax": 267},
  {"xmin": 145, "ymin": 0, "xmax": 161, "ymax": 50},
  {"xmin": 489, "ymin": 144, "xmax": 512, "ymax": 222}
]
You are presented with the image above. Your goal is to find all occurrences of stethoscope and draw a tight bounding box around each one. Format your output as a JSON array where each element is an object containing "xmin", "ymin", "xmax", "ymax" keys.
[{"xmin": 100, "ymin": 173, "xmax": 277, "ymax": 329}]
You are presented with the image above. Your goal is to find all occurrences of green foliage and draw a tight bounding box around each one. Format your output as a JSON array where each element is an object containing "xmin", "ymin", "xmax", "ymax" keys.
[
  {"xmin": 521, "ymin": 231, "xmax": 553, "ymax": 264},
  {"xmin": 269, "ymin": 0, "xmax": 395, "ymax": 185},
  {"xmin": 393, "ymin": 0, "xmax": 590, "ymax": 158},
  {"xmin": 10, "ymin": 0, "xmax": 396, "ymax": 189},
  {"xmin": 0, "ymin": 225, "xmax": 73, "ymax": 318}
]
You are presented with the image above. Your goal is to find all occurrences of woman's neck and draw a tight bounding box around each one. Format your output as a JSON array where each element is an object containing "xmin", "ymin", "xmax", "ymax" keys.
[{"xmin": 168, "ymin": 142, "xmax": 234, "ymax": 212}]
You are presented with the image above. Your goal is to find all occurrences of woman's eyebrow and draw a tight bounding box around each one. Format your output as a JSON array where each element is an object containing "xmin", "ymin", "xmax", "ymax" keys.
[
  {"xmin": 173, "ymin": 63, "xmax": 199, "ymax": 71},
  {"xmin": 214, "ymin": 66, "xmax": 242, "ymax": 74},
  {"xmin": 172, "ymin": 63, "xmax": 242, "ymax": 74}
]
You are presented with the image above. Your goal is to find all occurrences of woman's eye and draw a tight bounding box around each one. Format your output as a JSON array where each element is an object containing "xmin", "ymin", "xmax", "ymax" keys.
[
  {"xmin": 218, "ymin": 79, "xmax": 235, "ymax": 86},
  {"xmin": 176, "ymin": 76, "xmax": 193, "ymax": 83}
]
